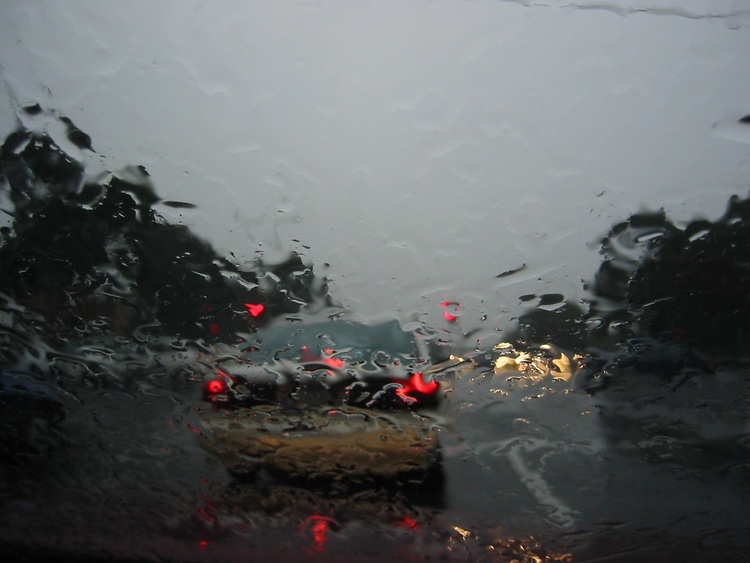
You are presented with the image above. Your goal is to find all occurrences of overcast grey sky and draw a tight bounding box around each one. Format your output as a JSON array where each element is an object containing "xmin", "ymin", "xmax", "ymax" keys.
[{"xmin": 1, "ymin": 0, "xmax": 749, "ymax": 335}]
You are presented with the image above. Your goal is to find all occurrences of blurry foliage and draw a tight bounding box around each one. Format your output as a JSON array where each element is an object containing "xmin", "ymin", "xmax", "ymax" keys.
[
  {"xmin": 0, "ymin": 126, "xmax": 329, "ymax": 344},
  {"xmin": 2, "ymin": 113, "xmax": 749, "ymax": 361},
  {"xmin": 507, "ymin": 301, "xmax": 588, "ymax": 353},
  {"xmin": 588, "ymin": 196, "xmax": 750, "ymax": 356},
  {"xmin": 501, "ymin": 193, "xmax": 750, "ymax": 371}
]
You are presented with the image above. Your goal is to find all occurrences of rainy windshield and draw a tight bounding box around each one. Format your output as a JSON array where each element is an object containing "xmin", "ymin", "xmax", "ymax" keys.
[{"xmin": 1, "ymin": 2, "xmax": 750, "ymax": 561}]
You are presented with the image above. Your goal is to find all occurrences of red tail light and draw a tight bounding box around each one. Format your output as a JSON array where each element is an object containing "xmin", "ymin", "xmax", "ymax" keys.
[
  {"xmin": 394, "ymin": 371, "xmax": 439, "ymax": 404},
  {"xmin": 244, "ymin": 303, "xmax": 265, "ymax": 317},
  {"xmin": 205, "ymin": 379, "xmax": 228, "ymax": 395}
]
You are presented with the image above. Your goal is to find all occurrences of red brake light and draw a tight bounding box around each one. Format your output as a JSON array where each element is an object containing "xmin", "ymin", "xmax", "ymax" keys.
[
  {"xmin": 245, "ymin": 303, "xmax": 265, "ymax": 317},
  {"xmin": 395, "ymin": 371, "xmax": 439, "ymax": 403},
  {"xmin": 441, "ymin": 300, "xmax": 462, "ymax": 322},
  {"xmin": 206, "ymin": 379, "xmax": 228, "ymax": 395},
  {"xmin": 325, "ymin": 357, "xmax": 345, "ymax": 368}
]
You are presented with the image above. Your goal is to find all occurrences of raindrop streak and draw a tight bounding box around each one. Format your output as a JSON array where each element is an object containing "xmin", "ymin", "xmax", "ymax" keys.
[
  {"xmin": 161, "ymin": 200, "xmax": 198, "ymax": 209},
  {"xmin": 496, "ymin": 263, "xmax": 527, "ymax": 278}
]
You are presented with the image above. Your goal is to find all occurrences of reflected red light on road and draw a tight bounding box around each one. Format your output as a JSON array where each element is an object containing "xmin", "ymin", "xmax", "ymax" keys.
[
  {"xmin": 244, "ymin": 303, "xmax": 265, "ymax": 317},
  {"xmin": 396, "ymin": 516, "xmax": 421, "ymax": 530},
  {"xmin": 301, "ymin": 515, "xmax": 335, "ymax": 554},
  {"xmin": 311, "ymin": 519, "xmax": 328, "ymax": 550},
  {"xmin": 443, "ymin": 311, "xmax": 457, "ymax": 322}
]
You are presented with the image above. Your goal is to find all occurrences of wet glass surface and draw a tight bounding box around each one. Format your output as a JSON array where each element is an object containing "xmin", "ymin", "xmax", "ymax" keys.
[{"xmin": 1, "ymin": 2, "xmax": 750, "ymax": 561}]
